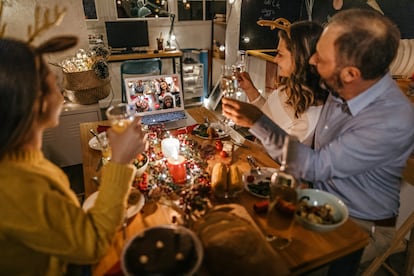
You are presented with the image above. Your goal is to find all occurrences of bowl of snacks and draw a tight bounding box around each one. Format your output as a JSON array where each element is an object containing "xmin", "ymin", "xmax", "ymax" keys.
[
  {"xmin": 121, "ymin": 225, "xmax": 203, "ymax": 276},
  {"xmin": 133, "ymin": 153, "xmax": 149, "ymax": 177},
  {"xmin": 296, "ymin": 189, "xmax": 348, "ymax": 232}
]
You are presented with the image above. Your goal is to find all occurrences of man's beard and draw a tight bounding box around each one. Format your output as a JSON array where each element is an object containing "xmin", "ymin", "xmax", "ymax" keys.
[{"xmin": 319, "ymin": 68, "xmax": 344, "ymax": 95}]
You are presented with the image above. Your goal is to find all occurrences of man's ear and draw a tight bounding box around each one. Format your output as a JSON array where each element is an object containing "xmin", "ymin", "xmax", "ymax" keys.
[{"xmin": 340, "ymin": 66, "xmax": 360, "ymax": 83}]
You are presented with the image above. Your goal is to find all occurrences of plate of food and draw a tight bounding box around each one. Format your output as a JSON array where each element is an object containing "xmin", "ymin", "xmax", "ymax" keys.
[
  {"xmin": 295, "ymin": 189, "xmax": 349, "ymax": 232},
  {"xmin": 243, "ymin": 167, "xmax": 278, "ymax": 198},
  {"xmin": 82, "ymin": 188, "xmax": 145, "ymax": 219},
  {"xmin": 88, "ymin": 131, "xmax": 107, "ymax": 151},
  {"xmin": 191, "ymin": 122, "xmax": 228, "ymax": 139}
]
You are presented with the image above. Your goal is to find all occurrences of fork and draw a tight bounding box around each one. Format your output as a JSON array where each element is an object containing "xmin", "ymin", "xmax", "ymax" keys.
[{"xmin": 247, "ymin": 155, "xmax": 262, "ymax": 175}]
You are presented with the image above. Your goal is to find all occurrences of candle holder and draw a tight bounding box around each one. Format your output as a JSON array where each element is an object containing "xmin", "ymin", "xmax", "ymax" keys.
[{"xmin": 167, "ymin": 155, "xmax": 187, "ymax": 184}]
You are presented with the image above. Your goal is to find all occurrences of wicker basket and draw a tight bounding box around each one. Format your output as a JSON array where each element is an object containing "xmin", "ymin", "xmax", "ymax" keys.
[{"xmin": 63, "ymin": 70, "xmax": 111, "ymax": 105}]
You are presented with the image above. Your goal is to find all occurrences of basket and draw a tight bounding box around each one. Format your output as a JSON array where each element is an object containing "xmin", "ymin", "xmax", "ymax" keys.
[{"xmin": 63, "ymin": 70, "xmax": 111, "ymax": 105}]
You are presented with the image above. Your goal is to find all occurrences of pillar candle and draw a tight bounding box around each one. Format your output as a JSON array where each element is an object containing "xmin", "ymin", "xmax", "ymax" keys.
[
  {"xmin": 161, "ymin": 137, "xmax": 180, "ymax": 158},
  {"xmin": 167, "ymin": 155, "xmax": 187, "ymax": 184}
]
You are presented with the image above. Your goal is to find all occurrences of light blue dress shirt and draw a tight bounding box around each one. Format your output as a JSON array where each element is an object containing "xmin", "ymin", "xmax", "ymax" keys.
[{"xmin": 250, "ymin": 74, "xmax": 414, "ymax": 220}]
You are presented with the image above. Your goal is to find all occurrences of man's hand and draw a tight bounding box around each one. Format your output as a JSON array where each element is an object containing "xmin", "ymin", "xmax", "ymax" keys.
[{"xmin": 221, "ymin": 97, "xmax": 263, "ymax": 128}]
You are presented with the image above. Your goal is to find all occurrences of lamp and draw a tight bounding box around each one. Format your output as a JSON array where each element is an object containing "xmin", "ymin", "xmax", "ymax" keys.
[
  {"xmin": 137, "ymin": 0, "xmax": 176, "ymax": 51},
  {"xmin": 164, "ymin": 13, "xmax": 176, "ymax": 51}
]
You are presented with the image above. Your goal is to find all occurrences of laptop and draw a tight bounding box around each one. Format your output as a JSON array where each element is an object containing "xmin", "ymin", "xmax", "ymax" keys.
[{"xmin": 124, "ymin": 74, "xmax": 196, "ymax": 129}]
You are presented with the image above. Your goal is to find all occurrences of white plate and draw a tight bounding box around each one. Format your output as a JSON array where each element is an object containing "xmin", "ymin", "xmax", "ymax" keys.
[
  {"xmin": 82, "ymin": 189, "xmax": 145, "ymax": 219},
  {"xmin": 88, "ymin": 132, "xmax": 107, "ymax": 151},
  {"xmin": 243, "ymin": 167, "xmax": 278, "ymax": 198},
  {"xmin": 192, "ymin": 122, "xmax": 229, "ymax": 139}
]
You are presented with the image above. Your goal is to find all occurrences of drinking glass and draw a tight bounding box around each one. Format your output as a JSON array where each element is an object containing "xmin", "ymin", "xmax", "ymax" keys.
[
  {"xmin": 265, "ymin": 136, "xmax": 298, "ymax": 249},
  {"xmin": 220, "ymin": 65, "xmax": 238, "ymax": 127},
  {"xmin": 106, "ymin": 103, "xmax": 135, "ymax": 133},
  {"xmin": 266, "ymin": 171, "xmax": 298, "ymax": 249}
]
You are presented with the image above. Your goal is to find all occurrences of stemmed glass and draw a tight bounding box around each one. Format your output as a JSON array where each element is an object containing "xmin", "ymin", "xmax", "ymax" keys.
[
  {"xmin": 265, "ymin": 136, "xmax": 298, "ymax": 249},
  {"xmin": 220, "ymin": 65, "xmax": 239, "ymax": 128}
]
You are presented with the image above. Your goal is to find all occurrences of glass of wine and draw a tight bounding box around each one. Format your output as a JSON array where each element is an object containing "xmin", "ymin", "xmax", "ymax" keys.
[
  {"xmin": 265, "ymin": 136, "xmax": 298, "ymax": 249},
  {"xmin": 220, "ymin": 65, "xmax": 238, "ymax": 127}
]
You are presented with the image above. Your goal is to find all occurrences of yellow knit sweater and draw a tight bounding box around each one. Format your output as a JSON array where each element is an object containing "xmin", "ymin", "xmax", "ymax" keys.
[{"xmin": 0, "ymin": 149, "xmax": 136, "ymax": 276}]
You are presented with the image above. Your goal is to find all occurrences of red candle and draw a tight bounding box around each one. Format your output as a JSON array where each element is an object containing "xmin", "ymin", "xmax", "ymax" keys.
[{"xmin": 167, "ymin": 155, "xmax": 187, "ymax": 184}]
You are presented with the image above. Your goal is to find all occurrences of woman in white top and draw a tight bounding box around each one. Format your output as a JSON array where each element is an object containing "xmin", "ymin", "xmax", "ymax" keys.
[{"xmin": 239, "ymin": 21, "xmax": 328, "ymax": 145}]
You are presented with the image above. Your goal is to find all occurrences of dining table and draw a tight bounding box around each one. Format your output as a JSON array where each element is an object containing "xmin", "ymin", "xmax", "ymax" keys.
[{"xmin": 79, "ymin": 106, "xmax": 369, "ymax": 276}]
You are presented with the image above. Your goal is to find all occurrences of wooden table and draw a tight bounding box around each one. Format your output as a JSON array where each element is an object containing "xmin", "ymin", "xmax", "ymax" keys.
[{"xmin": 79, "ymin": 106, "xmax": 369, "ymax": 276}]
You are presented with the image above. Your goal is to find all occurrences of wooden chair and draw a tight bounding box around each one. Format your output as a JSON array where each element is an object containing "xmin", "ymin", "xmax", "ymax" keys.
[
  {"xmin": 120, "ymin": 58, "xmax": 162, "ymax": 103},
  {"xmin": 362, "ymin": 211, "xmax": 414, "ymax": 276}
]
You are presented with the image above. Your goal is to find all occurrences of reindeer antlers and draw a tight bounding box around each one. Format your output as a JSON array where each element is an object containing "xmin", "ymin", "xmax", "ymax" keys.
[{"xmin": 27, "ymin": 5, "xmax": 66, "ymax": 44}]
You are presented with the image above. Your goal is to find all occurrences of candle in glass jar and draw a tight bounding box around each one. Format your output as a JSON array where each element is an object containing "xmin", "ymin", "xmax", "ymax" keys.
[
  {"xmin": 161, "ymin": 137, "xmax": 180, "ymax": 158},
  {"xmin": 167, "ymin": 155, "xmax": 187, "ymax": 184}
]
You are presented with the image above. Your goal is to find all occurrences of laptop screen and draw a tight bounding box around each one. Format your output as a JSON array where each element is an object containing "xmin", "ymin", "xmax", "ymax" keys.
[{"xmin": 124, "ymin": 74, "xmax": 185, "ymax": 116}]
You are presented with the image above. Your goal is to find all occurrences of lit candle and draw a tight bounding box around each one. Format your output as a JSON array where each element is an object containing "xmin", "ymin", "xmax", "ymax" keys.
[
  {"xmin": 161, "ymin": 137, "xmax": 180, "ymax": 158},
  {"xmin": 167, "ymin": 155, "xmax": 187, "ymax": 184}
]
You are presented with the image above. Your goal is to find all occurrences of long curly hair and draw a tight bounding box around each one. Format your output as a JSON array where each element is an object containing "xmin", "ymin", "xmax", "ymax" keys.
[{"xmin": 279, "ymin": 21, "xmax": 328, "ymax": 118}]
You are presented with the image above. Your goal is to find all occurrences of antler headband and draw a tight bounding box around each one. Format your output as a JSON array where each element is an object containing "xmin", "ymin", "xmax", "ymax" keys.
[
  {"xmin": 256, "ymin": 17, "xmax": 291, "ymax": 35},
  {"xmin": 0, "ymin": 2, "xmax": 66, "ymax": 43}
]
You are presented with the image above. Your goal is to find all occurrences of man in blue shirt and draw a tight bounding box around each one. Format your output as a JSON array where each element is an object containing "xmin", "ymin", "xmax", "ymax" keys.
[{"xmin": 222, "ymin": 8, "xmax": 414, "ymax": 270}]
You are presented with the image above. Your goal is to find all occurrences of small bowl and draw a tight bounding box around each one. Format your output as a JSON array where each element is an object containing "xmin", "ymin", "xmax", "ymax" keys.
[
  {"xmin": 296, "ymin": 189, "xmax": 349, "ymax": 232},
  {"xmin": 121, "ymin": 225, "xmax": 203, "ymax": 276},
  {"xmin": 133, "ymin": 153, "xmax": 149, "ymax": 177}
]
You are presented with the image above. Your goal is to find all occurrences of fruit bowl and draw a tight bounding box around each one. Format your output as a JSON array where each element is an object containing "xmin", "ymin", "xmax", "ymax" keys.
[{"xmin": 296, "ymin": 189, "xmax": 349, "ymax": 232}]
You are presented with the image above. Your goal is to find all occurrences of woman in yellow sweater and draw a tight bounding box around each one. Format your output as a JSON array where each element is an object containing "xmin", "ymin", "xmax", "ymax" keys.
[{"xmin": 0, "ymin": 36, "xmax": 146, "ymax": 275}]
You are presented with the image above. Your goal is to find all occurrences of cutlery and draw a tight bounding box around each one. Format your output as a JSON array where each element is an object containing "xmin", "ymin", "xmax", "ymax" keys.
[
  {"xmin": 231, "ymin": 139, "xmax": 249, "ymax": 149},
  {"xmin": 247, "ymin": 155, "xmax": 262, "ymax": 175},
  {"xmin": 89, "ymin": 129, "xmax": 102, "ymax": 146}
]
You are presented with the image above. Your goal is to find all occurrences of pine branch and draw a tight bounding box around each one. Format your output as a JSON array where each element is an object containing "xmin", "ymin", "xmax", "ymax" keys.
[{"xmin": 26, "ymin": 5, "xmax": 66, "ymax": 44}]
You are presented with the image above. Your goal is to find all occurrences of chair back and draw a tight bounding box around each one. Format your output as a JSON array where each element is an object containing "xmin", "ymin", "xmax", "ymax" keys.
[{"xmin": 120, "ymin": 58, "xmax": 162, "ymax": 102}]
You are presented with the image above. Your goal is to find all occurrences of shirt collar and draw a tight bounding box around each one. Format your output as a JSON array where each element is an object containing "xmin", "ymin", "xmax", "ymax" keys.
[{"xmin": 337, "ymin": 73, "xmax": 393, "ymax": 116}]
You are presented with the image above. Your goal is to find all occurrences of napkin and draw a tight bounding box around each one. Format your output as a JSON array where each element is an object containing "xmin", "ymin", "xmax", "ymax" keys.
[
  {"xmin": 168, "ymin": 124, "xmax": 198, "ymax": 136},
  {"xmin": 97, "ymin": 125, "xmax": 111, "ymax": 133},
  {"xmin": 104, "ymin": 261, "xmax": 123, "ymax": 276}
]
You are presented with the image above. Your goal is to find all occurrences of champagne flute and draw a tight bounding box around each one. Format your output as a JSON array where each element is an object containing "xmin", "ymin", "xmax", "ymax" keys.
[{"xmin": 220, "ymin": 65, "xmax": 238, "ymax": 128}]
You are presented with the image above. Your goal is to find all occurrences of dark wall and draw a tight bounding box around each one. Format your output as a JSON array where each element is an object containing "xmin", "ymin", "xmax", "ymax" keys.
[
  {"xmin": 239, "ymin": 0, "xmax": 303, "ymax": 50},
  {"xmin": 239, "ymin": 0, "xmax": 414, "ymax": 51}
]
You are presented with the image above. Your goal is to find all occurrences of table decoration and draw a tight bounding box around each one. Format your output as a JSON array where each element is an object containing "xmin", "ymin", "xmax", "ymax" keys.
[
  {"xmin": 166, "ymin": 155, "xmax": 187, "ymax": 184},
  {"xmin": 132, "ymin": 124, "xmax": 213, "ymax": 226}
]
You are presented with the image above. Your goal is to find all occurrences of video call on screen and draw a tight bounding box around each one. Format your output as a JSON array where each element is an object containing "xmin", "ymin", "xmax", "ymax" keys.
[{"xmin": 126, "ymin": 76, "xmax": 182, "ymax": 113}]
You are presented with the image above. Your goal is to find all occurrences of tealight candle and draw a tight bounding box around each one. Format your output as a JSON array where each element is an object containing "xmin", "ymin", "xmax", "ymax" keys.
[
  {"xmin": 167, "ymin": 155, "xmax": 187, "ymax": 184},
  {"xmin": 161, "ymin": 137, "xmax": 180, "ymax": 158}
]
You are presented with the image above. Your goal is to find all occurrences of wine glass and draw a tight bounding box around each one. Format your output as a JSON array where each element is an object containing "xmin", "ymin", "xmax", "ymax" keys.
[
  {"xmin": 266, "ymin": 170, "xmax": 298, "ymax": 249},
  {"xmin": 220, "ymin": 65, "xmax": 238, "ymax": 128},
  {"xmin": 265, "ymin": 136, "xmax": 298, "ymax": 249}
]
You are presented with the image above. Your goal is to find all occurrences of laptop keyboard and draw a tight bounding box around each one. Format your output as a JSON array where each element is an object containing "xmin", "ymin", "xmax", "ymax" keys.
[{"xmin": 141, "ymin": 111, "xmax": 187, "ymax": 125}]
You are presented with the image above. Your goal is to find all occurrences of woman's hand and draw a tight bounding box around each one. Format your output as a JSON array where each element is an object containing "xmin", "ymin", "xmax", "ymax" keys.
[
  {"xmin": 107, "ymin": 117, "xmax": 147, "ymax": 164},
  {"xmin": 221, "ymin": 97, "xmax": 263, "ymax": 128},
  {"xmin": 237, "ymin": 72, "xmax": 260, "ymax": 101}
]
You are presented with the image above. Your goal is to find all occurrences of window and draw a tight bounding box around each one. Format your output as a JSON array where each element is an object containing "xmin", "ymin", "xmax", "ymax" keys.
[
  {"xmin": 83, "ymin": 0, "xmax": 98, "ymax": 20},
  {"xmin": 177, "ymin": 0, "xmax": 226, "ymax": 21},
  {"xmin": 115, "ymin": 0, "xmax": 169, "ymax": 18}
]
